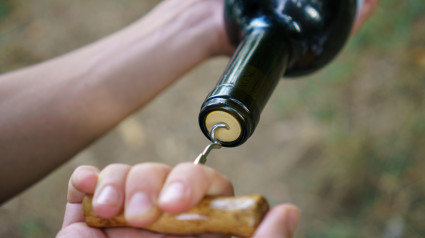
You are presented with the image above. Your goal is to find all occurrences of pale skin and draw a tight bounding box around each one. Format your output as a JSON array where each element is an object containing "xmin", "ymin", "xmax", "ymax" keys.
[
  {"xmin": 0, "ymin": 0, "xmax": 379, "ymax": 235},
  {"xmin": 57, "ymin": 162, "xmax": 301, "ymax": 238}
]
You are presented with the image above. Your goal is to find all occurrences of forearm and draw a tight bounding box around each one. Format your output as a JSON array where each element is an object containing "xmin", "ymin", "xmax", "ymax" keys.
[{"xmin": 0, "ymin": 0, "xmax": 226, "ymax": 203}]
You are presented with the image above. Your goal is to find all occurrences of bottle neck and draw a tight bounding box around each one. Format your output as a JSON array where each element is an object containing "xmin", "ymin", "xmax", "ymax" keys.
[
  {"xmin": 199, "ymin": 26, "xmax": 289, "ymax": 147},
  {"xmin": 225, "ymin": 26, "xmax": 289, "ymax": 112}
]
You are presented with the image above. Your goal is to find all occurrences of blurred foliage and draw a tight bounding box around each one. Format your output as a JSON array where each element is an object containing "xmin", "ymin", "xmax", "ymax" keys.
[
  {"xmin": 19, "ymin": 219, "xmax": 51, "ymax": 238},
  {"xmin": 276, "ymin": 0, "xmax": 425, "ymax": 237},
  {"xmin": 0, "ymin": 0, "xmax": 11, "ymax": 20},
  {"xmin": 0, "ymin": 0, "xmax": 44, "ymax": 73},
  {"xmin": 351, "ymin": 0, "xmax": 425, "ymax": 51},
  {"xmin": 0, "ymin": 44, "xmax": 44, "ymax": 72}
]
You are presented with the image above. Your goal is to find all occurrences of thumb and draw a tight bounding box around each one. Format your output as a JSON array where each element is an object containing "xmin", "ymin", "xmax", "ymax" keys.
[{"xmin": 253, "ymin": 204, "xmax": 300, "ymax": 238}]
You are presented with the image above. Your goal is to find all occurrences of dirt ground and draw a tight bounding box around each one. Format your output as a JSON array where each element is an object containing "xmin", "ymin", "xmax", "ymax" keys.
[{"xmin": 1, "ymin": 0, "xmax": 425, "ymax": 237}]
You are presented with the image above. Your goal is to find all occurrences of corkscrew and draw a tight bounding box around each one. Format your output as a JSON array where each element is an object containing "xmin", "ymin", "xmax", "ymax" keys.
[{"xmin": 194, "ymin": 123, "xmax": 229, "ymax": 165}]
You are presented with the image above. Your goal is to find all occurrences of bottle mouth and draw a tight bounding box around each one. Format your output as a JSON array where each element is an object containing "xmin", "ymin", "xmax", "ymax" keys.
[
  {"xmin": 205, "ymin": 111, "xmax": 242, "ymax": 143},
  {"xmin": 199, "ymin": 97, "xmax": 258, "ymax": 147}
]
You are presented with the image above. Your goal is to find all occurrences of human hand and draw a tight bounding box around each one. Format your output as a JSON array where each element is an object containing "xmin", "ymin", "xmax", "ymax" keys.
[
  {"xmin": 353, "ymin": 0, "xmax": 380, "ymax": 33},
  {"xmin": 210, "ymin": 0, "xmax": 381, "ymax": 55},
  {"xmin": 57, "ymin": 162, "xmax": 300, "ymax": 238}
]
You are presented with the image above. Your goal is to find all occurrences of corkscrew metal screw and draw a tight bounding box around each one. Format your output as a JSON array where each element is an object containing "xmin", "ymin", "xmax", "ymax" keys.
[{"xmin": 194, "ymin": 123, "xmax": 229, "ymax": 165}]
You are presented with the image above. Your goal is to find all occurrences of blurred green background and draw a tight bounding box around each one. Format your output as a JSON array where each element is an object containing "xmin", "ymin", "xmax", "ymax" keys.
[{"xmin": 0, "ymin": 0, "xmax": 424, "ymax": 237}]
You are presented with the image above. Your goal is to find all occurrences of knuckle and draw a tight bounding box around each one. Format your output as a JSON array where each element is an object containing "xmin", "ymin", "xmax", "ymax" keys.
[
  {"xmin": 72, "ymin": 165, "xmax": 91, "ymax": 177},
  {"xmin": 174, "ymin": 162, "xmax": 195, "ymax": 171},
  {"xmin": 133, "ymin": 162, "xmax": 170, "ymax": 172},
  {"xmin": 71, "ymin": 165, "xmax": 98, "ymax": 184},
  {"xmin": 103, "ymin": 163, "xmax": 130, "ymax": 172},
  {"xmin": 130, "ymin": 163, "xmax": 171, "ymax": 179}
]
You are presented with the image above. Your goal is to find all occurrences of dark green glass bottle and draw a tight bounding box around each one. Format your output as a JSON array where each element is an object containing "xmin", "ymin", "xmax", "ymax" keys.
[{"xmin": 199, "ymin": 0, "xmax": 359, "ymax": 147}]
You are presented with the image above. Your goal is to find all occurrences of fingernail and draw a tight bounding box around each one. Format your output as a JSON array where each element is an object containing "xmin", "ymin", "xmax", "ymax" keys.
[
  {"xmin": 96, "ymin": 186, "xmax": 121, "ymax": 206},
  {"xmin": 287, "ymin": 207, "xmax": 301, "ymax": 233},
  {"xmin": 159, "ymin": 182, "xmax": 186, "ymax": 204},
  {"xmin": 126, "ymin": 192, "xmax": 153, "ymax": 217}
]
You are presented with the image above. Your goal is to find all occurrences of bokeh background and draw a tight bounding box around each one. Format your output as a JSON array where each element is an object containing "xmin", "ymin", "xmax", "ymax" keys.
[{"xmin": 1, "ymin": 0, "xmax": 424, "ymax": 237}]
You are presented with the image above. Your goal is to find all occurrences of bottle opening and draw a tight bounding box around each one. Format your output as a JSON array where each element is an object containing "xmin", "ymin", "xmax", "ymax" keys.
[{"xmin": 205, "ymin": 111, "xmax": 242, "ymax": 143}]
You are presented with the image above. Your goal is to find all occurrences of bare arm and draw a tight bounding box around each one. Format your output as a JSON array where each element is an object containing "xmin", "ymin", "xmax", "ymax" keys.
[{"xmin": 0, "ymin": 0, "xmax": 230, "ymax": 204}]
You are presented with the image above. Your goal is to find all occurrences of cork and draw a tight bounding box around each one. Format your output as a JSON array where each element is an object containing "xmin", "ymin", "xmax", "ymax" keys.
[{"xmin": 205, "ymin": 111, "xmax": 242, "ymax": 142}]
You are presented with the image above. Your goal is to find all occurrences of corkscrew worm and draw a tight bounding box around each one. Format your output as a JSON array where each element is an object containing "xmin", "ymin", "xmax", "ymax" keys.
[{"xmin": 194, "ymin": 123, "xmax": 229, "ymax": 165}]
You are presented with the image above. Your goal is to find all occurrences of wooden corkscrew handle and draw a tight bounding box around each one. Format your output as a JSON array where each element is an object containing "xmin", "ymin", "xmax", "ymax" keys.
[{"xmin": 83, "ymin": 194, "xmax": 269, "ymax": 237}]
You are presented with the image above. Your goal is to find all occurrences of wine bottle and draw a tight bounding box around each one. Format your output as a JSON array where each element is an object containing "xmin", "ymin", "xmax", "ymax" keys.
[{"xmin": 199, "ymin": 0, "xmax": 362, "ymax": 147}]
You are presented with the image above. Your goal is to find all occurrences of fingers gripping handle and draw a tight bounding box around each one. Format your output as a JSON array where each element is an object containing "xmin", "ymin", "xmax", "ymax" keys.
[{"xmin": 83, "ymin": 195, "xmax": 269, "ymax": 237}]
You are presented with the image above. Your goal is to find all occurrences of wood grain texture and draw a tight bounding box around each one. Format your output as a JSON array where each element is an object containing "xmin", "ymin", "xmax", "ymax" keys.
[{"xmin": 83, "ymin": 194, "xmax": 269, "ymax": 237}]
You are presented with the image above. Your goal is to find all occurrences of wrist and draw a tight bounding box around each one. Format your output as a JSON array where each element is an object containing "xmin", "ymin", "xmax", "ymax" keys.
[
  {"xmin": 145, "ymin": 0, "xmax": 231, "ymax": 57},
  {"xmin": 75, "ymin": 0, "xmax": 230, "ymax": 115},
  {"xmin": 193, "ymin": 0, "xmax": 233, "ymax": 57}
]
